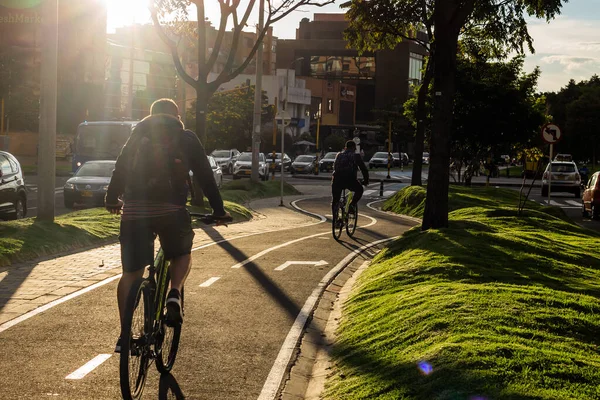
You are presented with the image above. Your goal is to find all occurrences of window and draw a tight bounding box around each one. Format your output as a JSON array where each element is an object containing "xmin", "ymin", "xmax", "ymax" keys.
[
  {"xmin": 309, "ymin": 56, "xmax": 375, "ymax": 79},
  {"xmin": 409, "ymin": 52, "xmax": 424, "ymax": 84},
  {"xmin": 0, "ymin": 155, "xmax": 11, "ymax": 175}
]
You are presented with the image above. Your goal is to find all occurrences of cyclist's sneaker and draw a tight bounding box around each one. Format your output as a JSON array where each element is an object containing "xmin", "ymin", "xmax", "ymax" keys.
[
  {"xmin": 114, "ymin": 337, "xmax": 122, "ymax": 353},
  {"xmin": 165, "ymin": 289, "xmax": 183, "ymax": 327}
]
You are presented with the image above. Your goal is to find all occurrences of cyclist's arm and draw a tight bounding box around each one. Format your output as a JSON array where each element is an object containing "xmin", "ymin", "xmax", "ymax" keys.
[
  {"xmin": 184, "ymin": 131, "xmax": 226, "ymax": 216},
  {"xmin": 355, "ymin": 154, "xmax": 369, "ymax": 183}
]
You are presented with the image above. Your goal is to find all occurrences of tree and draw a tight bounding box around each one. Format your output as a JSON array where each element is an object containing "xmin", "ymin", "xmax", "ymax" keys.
[
  {"xmin": 187, "ymin": 84, "xmax": 274, "ymax": 151},
  {"xmin": 344, "ymin": 0, "xmax": 566, "ymax": 229},
  {"xmin": 150, "ymin": 0, "xmax": 332, "ymax": 153},
  {"xmin": 450, "ymin": 56, "xmax": 546, "ymax": 184}
]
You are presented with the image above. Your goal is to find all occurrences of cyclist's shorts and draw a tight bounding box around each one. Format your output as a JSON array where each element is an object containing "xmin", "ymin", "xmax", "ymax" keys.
[{"xmin": 119, "ymin": 210, "xmax": 194, "ymax": 273}]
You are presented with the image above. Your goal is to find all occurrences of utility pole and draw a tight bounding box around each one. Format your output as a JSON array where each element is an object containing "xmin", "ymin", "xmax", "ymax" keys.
[
  {"xmin": 127, "ymin": 22, "xmax": 135, "ymax": 118},
  {"xmin": 250, "ymin": 0, "xmax": 265, "ymax": 182},
  {"xmin": 37, "ymin": 0, "xmax": 58, "ymax": 221}
]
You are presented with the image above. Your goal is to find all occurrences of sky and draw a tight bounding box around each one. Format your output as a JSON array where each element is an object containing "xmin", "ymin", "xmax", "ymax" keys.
[{"xmin": 106, "ymin": 0, "xmax": 600, "ymax": 93}]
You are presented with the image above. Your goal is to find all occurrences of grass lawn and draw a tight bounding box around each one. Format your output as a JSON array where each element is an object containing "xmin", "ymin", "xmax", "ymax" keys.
[
  {"xmin": 0, "ymin": 180, "xmax": 299, "ymax": 268},
  {"xmin": 324, "ymin": 186, "xmax": 600, "ymax": 399}
]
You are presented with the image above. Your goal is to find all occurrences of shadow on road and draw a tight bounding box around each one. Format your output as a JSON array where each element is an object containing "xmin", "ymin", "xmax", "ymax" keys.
[{"xmin": 158, "ymin": 373, "xmax": 185, "ymax": 399}]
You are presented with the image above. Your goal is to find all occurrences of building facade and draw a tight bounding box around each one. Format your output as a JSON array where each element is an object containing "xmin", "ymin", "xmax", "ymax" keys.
[
  {"xmin": 0, "ymin": 0, "xmax": 107, "ymax": 145},
  {"xmin": 276, "ymin": 13, "xmax": 428, "ymax": 154}
]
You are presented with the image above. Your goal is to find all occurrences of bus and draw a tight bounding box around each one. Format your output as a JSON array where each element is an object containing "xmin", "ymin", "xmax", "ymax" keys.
[{"xmin": 72, "ymin": 120, "xmax": 137, "ymax": 172}]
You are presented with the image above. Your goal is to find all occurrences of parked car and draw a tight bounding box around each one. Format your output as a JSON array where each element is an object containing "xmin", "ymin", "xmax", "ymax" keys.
[
  {"xmin": 210, "ymin": 149, "xmax": 240, "ymax": 174},
  {"xmin": 63, "ymin": 160, "xmax": 116, "ymax": 208},
  {"xmin": 265, "ymin": 152, "xmax": 292, "ymax": 172},
  {"xmin": 541, "ymin": 161, "xmax": 581, "ymax": 198},
  {"xmin": 582, "ymin": 171, "xmax": 600, "ymax": 219},
  {"xmin": 291, "ymin": 155, "xmax": 316, "ymax": 174},
  {"xmin": 369, "ymin": 152, "xmax": 392, "ymax": 169},
  {"xmin": 0, "ymin": 150, "xmax": 27, "ymax": 220},
  {"xmin": 319, "ymin": 152, "xmax": 338, "ymax": 172},
  {"xmin": 207, "ymin": 156, "xmax": 223, "ymax": 188},
  {"xmin": 422, "ymin": 152, "xmax": 430, "ymax": 164},
  {"xmin": 233, "ymin": 152, "xmax": 269, "ymax": 180}
]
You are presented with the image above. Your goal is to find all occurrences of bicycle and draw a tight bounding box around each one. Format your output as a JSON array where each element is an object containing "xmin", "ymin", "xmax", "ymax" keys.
[
  {"xmin": 119, "ymin": 212, "xmax": 232, "ymax": 400},
  {"xmin": 332, "ymin": 188, "xmax": 359, "ymax": 240}
]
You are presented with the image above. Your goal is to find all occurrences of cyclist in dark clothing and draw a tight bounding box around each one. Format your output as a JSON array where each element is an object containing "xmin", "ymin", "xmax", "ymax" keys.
[
  {"xmin": 331, "ymin": 140, "xmax": 369, "ymax": 215},
  {"xmin": 105, "ymin": 98, "xmax": 229, "ymax": 352}
]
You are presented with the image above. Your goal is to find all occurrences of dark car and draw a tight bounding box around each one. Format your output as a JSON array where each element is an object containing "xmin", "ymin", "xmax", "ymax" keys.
[
  {"xmin": 0, "ymin": 151, "xmax": 27, "ymax": 220},
  {"xmin": 63, "ymin": 160, "xmax": 116, "ymax": 208},
  {"xmin": 265, "ymin": 152, "xmax": 292, "ymax": 172},
  {"xmin": 291, "ymin": 155, "xmax": 316, "ymax": 174},
  {"xmin": 319, "ymin": 152, "xmax": 338, "ymax": 172}
]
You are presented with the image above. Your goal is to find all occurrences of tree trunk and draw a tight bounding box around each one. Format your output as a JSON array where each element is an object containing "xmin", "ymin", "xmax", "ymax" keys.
[
  {"xmin": 191, "ymin": 85, "xmax": 209, "ymax": 209},
  {"xmin": 411, "ymin": 58, "xmax": 433, "ymax": 186},
  {"xmin": 422, "ymin": 22, "xmax": 460, "ymax": 230}
]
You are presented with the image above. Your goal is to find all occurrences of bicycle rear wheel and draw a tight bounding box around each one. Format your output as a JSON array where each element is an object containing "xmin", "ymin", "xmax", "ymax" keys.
[
  {"xmin": 346, "ymin": 203, "xmax": 358, "ymax": 237},
  {"xmin": 156, "ymin": 282, "xmax": 183, "ymax": 374},
  {"xmin": 332, "ymin": 203, "xmax": 344, "ymax": 240},
  {"xmin": 120, "ymin": 278, "xmax": 152, "ymax": 400}
]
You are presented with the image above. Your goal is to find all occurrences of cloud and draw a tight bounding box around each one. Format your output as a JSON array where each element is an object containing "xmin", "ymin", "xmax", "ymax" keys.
[{"xmin": 540, "ymin": 55, "xmax": 598, "ymax": 71}]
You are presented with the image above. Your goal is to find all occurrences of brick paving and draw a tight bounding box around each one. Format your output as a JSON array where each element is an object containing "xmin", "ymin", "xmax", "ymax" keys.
[{"xmin": 0, "ymin": 193, "xmax": 325, "ymax": 327}]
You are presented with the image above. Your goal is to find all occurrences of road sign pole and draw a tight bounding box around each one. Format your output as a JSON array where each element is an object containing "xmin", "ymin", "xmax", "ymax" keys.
[
  {"xmin": 387, "ymin": 120, "xmax": 392, "ymax": 179},
  {"xmin": 280, "ymin": 120, "xmax": 285, "ymax": 206},
  {"xmin": 548, "ymin": 143, "xmax": 553, "ymax": 205},
  {"xmin": 315, "ymin": 118, "xmax": 320, "ymax": 175}
]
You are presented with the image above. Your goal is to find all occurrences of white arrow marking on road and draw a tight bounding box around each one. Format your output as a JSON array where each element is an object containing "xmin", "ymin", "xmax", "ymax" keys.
[
  {"xmin": 274, "ymin": 260, "xmax": 328, "ymax": 271},
  {"xmin": 199, "ymin": 277, "xmax": 220, "ymax": 287},
  {"xmin": 66, "ymin": 354, "xmax": 111, "ymax": 379}
]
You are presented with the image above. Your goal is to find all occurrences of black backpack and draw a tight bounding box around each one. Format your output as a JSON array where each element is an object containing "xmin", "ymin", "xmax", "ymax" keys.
[
  {"xmin": 126, "ymin": 119, "xmax": 189, "ymax": 201},
  {"xmin": 334, "ymin": 150, "xmax": 356, "ymax": 177}
]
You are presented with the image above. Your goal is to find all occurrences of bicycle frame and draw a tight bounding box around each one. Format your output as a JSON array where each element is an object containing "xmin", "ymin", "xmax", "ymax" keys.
[{"xmin": 150, "ymin": 249, "xmax": 170, "ymax": 323}]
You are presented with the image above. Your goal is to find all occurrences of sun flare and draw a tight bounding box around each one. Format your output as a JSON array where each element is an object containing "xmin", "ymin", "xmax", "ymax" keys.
[{"xmin": 105, "ymin": 0, "xmax": 151, "ymax": 31}]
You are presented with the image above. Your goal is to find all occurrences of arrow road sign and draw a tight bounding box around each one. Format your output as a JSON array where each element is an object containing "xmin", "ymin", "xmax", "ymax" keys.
[
  {"xmin": 541, "ymin": 123, "xmax": 562, "ymax": 144},
  {"xmin": 274, "ymin": 260, "xmax": 328, "ymax": 271}
]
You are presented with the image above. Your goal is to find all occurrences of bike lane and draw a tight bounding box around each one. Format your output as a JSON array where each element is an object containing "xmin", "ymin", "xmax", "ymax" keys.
[{"xmin": 0, "ymin": 196, "xmax": 416, "ymax": 399}]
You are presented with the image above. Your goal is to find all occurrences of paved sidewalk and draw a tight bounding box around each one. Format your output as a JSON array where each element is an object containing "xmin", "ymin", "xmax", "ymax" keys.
[{"xmin": 0, "ymin": 193, "xmax": 326, "ymax": 327}]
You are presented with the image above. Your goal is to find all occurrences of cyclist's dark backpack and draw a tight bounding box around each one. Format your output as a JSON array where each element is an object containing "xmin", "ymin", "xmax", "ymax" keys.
[
  {"xmin": 127, "ymin": 116, "xmax": 189, "ymax": 201},
  {"xmin": 334, "ymin": 150, "xmax": 356, "ymax": 178}
]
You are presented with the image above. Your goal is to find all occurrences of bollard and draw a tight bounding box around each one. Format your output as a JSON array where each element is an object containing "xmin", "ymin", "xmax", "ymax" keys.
[{"xmin": 379, "ymin": 180, "xmax": 384, "ymax": 197}]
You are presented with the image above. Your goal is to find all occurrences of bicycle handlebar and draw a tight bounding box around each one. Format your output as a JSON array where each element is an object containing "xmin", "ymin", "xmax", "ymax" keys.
[{"xmin": 189, "ymin": 212, "xmax": 233, "ymax": 225}]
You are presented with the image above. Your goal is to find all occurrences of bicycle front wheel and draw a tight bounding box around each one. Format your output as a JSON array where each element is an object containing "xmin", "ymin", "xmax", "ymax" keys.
[
  {"xmin": 332, "ymin": 203, "xmax": 344, "ymax": 240},
  {"xmin": 346, "ymin": 204, "xmax": 358, "ymax": 237},
  {"xmin": 120, "ymin": 278, "xmax": 152, "ymax": 400}
]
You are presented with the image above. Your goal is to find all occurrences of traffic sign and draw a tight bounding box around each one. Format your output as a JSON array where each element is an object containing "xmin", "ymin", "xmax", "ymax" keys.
[
  {"xmin": 541, "ymin": 123, "xmax": 562, "ymax": 144},
  {"xmin": 275, "ymin": 110, "xmax": 291, "ymax": 127}
]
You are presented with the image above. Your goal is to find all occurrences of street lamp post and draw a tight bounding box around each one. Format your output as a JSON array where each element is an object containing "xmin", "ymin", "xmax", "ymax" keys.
[{"xmin": 280, "ymin": 57, "xmax": 304, "ymax": 206}]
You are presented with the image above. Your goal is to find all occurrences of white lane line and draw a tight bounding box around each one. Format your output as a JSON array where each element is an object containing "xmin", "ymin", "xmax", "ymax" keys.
[
  {"xmin": 231, "ymin": 213, "xmax": 377, "ymax": 269},
  {"xmin": 363, "ymin": 189, "xmax": 376, "ymax": 196},
  {"xmin": 0, "ymin": 274, "xmax": 122, "ymax": 334},
  {"xmin": 65, "ymin": 354, "xmax": 112, "ymax": 380},
  {"xmin": 257, "ymin": 236, "xmax": 398, "ymax": 400},
  {"xmin": 566, "ymin": 200, "xmax": 581, "ymax": 207},
  {"xmin": 199, "ymin": 277, "xmax": 220, "ymax": 287},
  {"xmin": 383, "ymin": 190, "xmax": 396, "ymax": 197},
  {"xmin": 1, "ymin": 197, "xmax": 326, "ymax": 334}
]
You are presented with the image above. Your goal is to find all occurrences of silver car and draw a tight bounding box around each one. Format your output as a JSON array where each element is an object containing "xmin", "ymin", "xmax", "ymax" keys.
[
  {"xmin": 291, "ymin": 155, "xmax": 316, "ymax": 174},
  {"xmin": 369, "ymin": 152, "xmax": 391, "ymax": 169},
  {"xmin": 207, "ymin": 156, "xmax": 223, "ymax": 188},
  {"xmin": 233, "ymin": 152, "xmax": 269, "ymax": 181},
  {"xmin": 210, "ymin": 149, "xmax": 240, "ymax": 175}
]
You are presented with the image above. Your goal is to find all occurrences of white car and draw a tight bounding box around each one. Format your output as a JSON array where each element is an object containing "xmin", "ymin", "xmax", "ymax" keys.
[
  {"xmin": 207, "ymin": 156, "xmax": 223, "ymax": 188},
  {"xmin": 369, "ymin": 152, "xmax": 391, "ymax": 169},
  {"xmin": 233, "ymin": 152, "xmax": 269, "ymax": 181},
  {"xmin": 189, "ymin": 156, "xmax": 224, "ymax": 189},
  {"xmin": 422, "ymin": 152, "xmax": 430, "ymax": 164},
  {"xmin": 542, "ymin": 161, "xmax": 580, "ymax": 198}
]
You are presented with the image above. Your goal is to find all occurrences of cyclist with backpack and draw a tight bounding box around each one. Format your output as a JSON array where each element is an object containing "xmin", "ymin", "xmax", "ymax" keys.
[
  {"xmin": 332, "ymin": 140, "xmax": 369, "ymax": 216},
  {"xmin": 105, "ymin": 98, "xmax": 230, "ymax": 352}
]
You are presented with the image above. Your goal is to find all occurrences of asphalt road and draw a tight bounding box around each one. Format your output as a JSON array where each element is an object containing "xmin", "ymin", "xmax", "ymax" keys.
[{"xmin": 0, "ymin": 181, "xmax": 414, "ymax": 399}]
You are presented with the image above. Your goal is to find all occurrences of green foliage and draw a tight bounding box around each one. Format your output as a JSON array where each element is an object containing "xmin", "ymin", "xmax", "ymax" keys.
[
  {"xmin": 326, "ymin": 186, "xmax": 599, "ymax": 399},
  {"xmin": 546, "ymin": 75, "xmax": 600, "ymax": 163},
  {"xmin": 324, "ymin": 134, "xmax": 347, "ymax": 152},
  {"xmin": 186, "ymin": 85, "xmax": 273, "ymax": 152}
]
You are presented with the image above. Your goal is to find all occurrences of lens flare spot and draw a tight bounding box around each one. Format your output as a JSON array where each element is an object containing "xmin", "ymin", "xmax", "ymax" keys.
[
  {"xmin": 417, "ymin": 361, "xmax": 433, "ymax": 375},
  {"xmin": 469, "ymin": 396, "xmax": 489, "ymax": 400}
]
